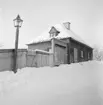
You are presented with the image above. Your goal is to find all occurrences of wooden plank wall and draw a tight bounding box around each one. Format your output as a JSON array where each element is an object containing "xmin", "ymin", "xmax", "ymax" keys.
[
  {"xmin": 26, "ymin": 50, "xmax": 53, "ymax": 67},
  {"xmin": 51, "ymin": 38, "xmax": 68, "ymax": 66},
  {"xmin": 55, "ymin": 45, "xmax": 67, "ymax": 65},
  {"xmin": 0, "ymin": 49, "xmax": 27, "ymax": 72}
]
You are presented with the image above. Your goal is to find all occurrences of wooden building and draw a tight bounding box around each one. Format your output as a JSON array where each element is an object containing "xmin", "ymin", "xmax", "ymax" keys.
[{"xmin": 27, "ymin": 22, "xmax": 93, "ymax": 66}]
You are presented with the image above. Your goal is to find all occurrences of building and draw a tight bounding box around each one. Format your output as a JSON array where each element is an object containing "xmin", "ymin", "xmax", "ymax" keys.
[{"xmin": 27, "ymin": 22, "xmax": 93, "ymax": 65}]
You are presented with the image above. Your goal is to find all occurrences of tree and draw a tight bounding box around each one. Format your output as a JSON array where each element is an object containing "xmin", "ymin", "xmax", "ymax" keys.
[{"xmin": 93, "ymin": 45, "xmax": 103, "ymax": 61}]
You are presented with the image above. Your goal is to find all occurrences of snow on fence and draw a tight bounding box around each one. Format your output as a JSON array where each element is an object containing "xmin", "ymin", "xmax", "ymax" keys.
[{"xmin": 26, "ymin": 49, "xmax": 53, "ymax": 67}]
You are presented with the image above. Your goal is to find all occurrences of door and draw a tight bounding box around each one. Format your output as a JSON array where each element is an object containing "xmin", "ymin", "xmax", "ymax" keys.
[{"xmin": 55, "ymin": 45, "xmax": 66, "ymax": 65}]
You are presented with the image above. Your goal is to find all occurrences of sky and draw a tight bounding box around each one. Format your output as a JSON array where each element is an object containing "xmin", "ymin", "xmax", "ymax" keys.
[{"xmin": 0, "ymin": 0, "xmax": 103, "ymax": 48}]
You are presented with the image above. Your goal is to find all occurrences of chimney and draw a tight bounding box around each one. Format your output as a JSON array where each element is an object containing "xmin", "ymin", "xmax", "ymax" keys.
[{"xmin": 63, "ymin": 22, "xmax": 71, "ymax": 30}]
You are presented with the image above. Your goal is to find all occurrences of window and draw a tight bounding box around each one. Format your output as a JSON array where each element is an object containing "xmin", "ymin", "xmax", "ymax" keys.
[
  {"xmin": 88, "ymin": 52, "xmax": 91, "ymax": 59},
  {"xmin": 50, "ymin": 33, "xmax": 55, "ymax": 38},
  {"xmin": 50, "ymin": 32, "xmax": 59, "ymax": 38},
  {"xmin": 74, "ymin": 48, "xmax": 78, "ymax": 62},
  {"xmin": 81, "ymin": 50, "xmax": 83, "ymax": 58}
]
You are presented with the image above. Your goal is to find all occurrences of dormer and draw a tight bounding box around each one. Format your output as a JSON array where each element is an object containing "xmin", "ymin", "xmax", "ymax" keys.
[
  {"xmin": 63, "ymin": 22, "xmax": 71, "ymax": 30},
  {"xmin": 49, "ymin": 26, "xmax": 60, "ymax": 38}
]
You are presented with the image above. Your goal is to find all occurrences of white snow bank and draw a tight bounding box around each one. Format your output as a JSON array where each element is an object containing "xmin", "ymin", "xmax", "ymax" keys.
[{"xmin": 0, "ymin": 61, "xmax": 103, "ymax": 105}]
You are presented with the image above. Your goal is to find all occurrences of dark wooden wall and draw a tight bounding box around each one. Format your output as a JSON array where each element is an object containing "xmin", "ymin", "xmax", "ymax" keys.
[{"xmin": 69, "ymin": 38, "xmax": 93, "ymax": 63}]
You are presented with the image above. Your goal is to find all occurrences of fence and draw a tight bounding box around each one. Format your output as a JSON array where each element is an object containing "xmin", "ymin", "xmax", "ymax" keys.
[
  {"xmin": 26, "ymin": 49, "xmax": 53, "ymax": 67},
  {"xmin": 0, "ymin": 49, "xmax": 27, "ymax": 72},
  {"xmin": 0, "ymin": 48, "xmax": 54, "ymax": 72}
]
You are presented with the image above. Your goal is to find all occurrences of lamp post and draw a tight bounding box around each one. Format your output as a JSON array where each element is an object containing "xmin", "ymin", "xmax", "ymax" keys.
[{"xmin": 13, "ymin": 15, "xmax": 23, "ymax": 73}]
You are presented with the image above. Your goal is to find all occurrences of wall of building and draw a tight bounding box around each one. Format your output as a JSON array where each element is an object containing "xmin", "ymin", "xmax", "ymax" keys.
[
  {"xmin": 28, "ymin": 41, "xmax": 51, "ymax": 52},
  {"xmin": 52, "ymin": 38, "xmax": 68, "ymax": 65},
  {"xmin": 61, "ymin": 38, "xmax": 70, "ymax": 64},
  {"xmin": 70, "ymin": 38, "xmax": 93, "ymax": 63}
]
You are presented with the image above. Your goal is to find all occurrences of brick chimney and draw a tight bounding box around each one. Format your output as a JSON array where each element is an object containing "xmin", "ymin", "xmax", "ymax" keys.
[{"xmin": 63, "ymin": 22, "xmax": 71, "ymax": 30}]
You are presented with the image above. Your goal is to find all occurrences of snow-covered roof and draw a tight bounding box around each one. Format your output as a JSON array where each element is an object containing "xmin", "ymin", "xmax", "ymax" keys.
[{"xmin": 27, "ymin": 23, "xmax": 87, "ymax": 46}]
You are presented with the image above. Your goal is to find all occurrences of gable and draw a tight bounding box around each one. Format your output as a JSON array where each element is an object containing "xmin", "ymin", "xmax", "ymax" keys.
[
  {"xmin": 49, "ymin": 26, "xmax": 60, "ymax": 38},
  {"xmin": 49, "ymin": 26, "xmax": 58, "ymax": 34}
]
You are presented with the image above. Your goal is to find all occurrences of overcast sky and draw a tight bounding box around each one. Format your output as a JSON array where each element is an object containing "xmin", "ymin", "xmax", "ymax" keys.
[{"xmin": 0, "ymin": 0, "xmax": 103, "ymax": 48}]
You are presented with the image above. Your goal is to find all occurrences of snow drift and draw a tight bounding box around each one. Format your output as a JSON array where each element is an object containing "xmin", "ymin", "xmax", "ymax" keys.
[{"xmin": 0, "ymin": 61, "xmax": 103, "ymax": 105}]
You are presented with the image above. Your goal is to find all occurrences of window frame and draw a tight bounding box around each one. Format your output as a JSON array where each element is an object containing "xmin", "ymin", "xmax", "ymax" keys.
[{"xmin": 81, "ymin": 50, "xmax": 84, "ymax": 58}]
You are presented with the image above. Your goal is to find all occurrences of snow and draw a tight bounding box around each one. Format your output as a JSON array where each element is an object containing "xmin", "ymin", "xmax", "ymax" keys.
[
  {"xmin": 34, "ymin": 49, "xmax": 52, "ymax": 54},
  {"xmin": 29, "ymin": 23, "xmax": 86, "ymax": 45},
  {"xmin": 0, "ymin": 61, "xmax": 103, "ymax": 105}
]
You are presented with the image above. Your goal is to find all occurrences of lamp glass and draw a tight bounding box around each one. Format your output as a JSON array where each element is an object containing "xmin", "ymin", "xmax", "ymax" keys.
[{"xmin": 13, "ymin": 15, "xmax": 23, "ymax": 27}]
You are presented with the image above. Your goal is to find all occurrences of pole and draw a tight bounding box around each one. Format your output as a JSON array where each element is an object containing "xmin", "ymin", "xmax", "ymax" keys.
[{"xmin": 13, "ymin": 26, "xmax": 19, "ymax": 73}]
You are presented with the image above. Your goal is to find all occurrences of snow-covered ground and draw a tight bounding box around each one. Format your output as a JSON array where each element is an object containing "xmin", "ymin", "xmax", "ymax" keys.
[{"xmin": 0, "ymin": 61, "xmax": 103, "ymax": 105}]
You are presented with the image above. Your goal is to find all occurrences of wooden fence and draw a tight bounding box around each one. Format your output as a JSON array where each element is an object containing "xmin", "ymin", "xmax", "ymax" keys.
[
  {"xmin": 26, "ymin": 49, "xmax": 53, "ymax": 67},
  {"xmin": 0, "ymin": 49, "xmax": 53, "ymax": 72},
  {"xmin": 0, "ymin": 49, "xmax": 27, "ymax": 72}
]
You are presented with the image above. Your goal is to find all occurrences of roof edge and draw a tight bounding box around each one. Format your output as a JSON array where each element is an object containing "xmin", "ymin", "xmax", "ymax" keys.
[{"xmin": 70, "ymin": 37, "xmax": 93, "ymax": 49}]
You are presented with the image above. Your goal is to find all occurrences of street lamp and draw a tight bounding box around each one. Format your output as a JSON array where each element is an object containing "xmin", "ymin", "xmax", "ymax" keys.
[{"xmin": 13, "ymin": 15, "xmax": 23, "ymax": 73}]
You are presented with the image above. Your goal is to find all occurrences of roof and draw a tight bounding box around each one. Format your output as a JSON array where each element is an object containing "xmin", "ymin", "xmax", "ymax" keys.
[{"xmin": 27, "ymin": 23, "xmax": 91, "ymax": 48}]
